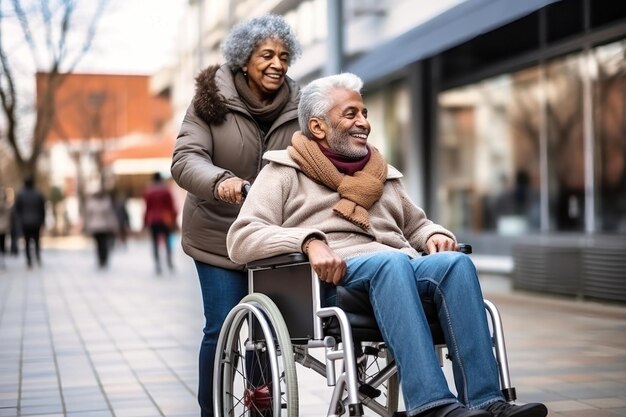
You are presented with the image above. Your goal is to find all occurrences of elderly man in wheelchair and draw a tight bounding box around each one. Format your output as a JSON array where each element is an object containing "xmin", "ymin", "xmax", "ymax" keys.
[{"xmin": 223, "ymin": 73, "xmax": 548, "ymax": 417}]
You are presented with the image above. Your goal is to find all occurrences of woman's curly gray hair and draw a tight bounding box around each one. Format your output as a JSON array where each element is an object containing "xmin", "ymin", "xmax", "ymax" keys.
[{"xmin": 221, "ymin": 14, "xmax": 302, "ymax": 71}]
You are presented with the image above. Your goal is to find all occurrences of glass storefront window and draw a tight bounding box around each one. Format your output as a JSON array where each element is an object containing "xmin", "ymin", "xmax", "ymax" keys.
[
  {"xmin": 366, "ymin": 81, "xmax": 422, "ymax": 202},
  {"xmin": 593, "ymin": 41, "xmax": 626, "ymax": 232},
  {"xmin": 545, "ymin": 54, "xmax": 585, "ymax": 231},
  {"xmin": 438, "ymin": 68, "xmax": 541, "ymax": 235},
  {"xmin": 437, "ymin": 44, "xmax": 626, "ymax": 235}
]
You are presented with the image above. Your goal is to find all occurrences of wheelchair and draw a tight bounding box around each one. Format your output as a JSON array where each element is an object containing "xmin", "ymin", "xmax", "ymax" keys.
[{"xmin": 213, "ymin": 245, "xmax": 517, "ymax": 417}]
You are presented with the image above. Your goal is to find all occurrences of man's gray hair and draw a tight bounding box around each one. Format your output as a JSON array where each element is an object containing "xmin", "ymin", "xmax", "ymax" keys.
[
  {"xmin": 221, "ymin": 14, "xmax": 302, "ymax": 72},
  {"xmin": 298, "ymin": 73, "xmax": 364, "ymax": 138}
]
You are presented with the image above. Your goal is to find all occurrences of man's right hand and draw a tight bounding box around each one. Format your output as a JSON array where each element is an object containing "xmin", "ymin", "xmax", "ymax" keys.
[{"xmin": 305, "ymin": 239, "xmax": 346, "ymax": 285}]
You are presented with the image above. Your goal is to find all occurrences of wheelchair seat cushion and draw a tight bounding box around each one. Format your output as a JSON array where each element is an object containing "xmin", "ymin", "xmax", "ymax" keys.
[{"xmin": 324, "ymin": 286, "xmax": 445, "ymax": 344}]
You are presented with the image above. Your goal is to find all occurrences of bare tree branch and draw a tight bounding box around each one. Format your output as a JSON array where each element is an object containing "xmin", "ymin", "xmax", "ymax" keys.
[
  {"xmin": 0, "ymin": 0, "xmax": 109, "ymax": 179},
  {"xmin": 55, "ymin": 0, "xmax": 74, "ymax": 68},
  {"xmin": 0, "ymin": 14, "xmax": 23, "ymax": 166},
  {"xmin": 12, "ymin": 0, "xmax": 41, "ymax": 68},
  {"xmin": 39, "ymin": 0, "xmax": 54, "ymax": 62},
  {"xmin": 66, "ymin": 0, "xmax": 107, "ymax": 72}
]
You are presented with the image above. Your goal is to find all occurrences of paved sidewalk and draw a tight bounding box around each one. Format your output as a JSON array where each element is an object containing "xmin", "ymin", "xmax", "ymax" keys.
[{"xmin": 0, "ymin": 237, "xmax": 625, "ymax": 417}]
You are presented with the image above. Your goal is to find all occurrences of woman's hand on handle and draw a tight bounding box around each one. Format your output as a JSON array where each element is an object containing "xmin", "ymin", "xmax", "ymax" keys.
[{"xmin": 217, "ymin": 177, "xmax": 249, "ymax": 204}]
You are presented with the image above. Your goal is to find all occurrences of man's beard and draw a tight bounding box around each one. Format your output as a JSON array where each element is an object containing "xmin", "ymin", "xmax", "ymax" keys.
[{"xmin": 327, "ymin": 129, "xmax": 368, "ymax": 159}]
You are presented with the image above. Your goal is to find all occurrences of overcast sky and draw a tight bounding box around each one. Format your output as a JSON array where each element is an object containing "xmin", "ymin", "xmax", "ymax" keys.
[{"xmin": 76, "ymin": 0, "xmax": 187, "ymax": 74}]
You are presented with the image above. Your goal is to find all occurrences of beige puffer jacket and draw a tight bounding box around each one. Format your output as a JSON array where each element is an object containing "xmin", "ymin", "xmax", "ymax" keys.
[
  {"xmin": 171, "ymin": 64, "xmax": 300, "ymax": 269},
  {"xmin": 227, "ymin": 150, "xmax": 455, "ymax": 265}
]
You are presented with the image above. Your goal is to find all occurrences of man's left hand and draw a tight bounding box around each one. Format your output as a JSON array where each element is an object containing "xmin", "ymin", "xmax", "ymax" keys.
[{"xmin": 426, "ymin": 234, "xmax": 457, "ymax": 254}]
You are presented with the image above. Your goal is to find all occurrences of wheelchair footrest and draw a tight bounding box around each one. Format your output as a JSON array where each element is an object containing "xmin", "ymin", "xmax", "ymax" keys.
[{"xmin": 358, "ymin": 383, "xmax": 381, "ymax": 399}]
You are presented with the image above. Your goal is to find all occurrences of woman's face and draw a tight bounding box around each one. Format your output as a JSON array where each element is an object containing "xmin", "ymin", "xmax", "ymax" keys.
[{"xmin": 243, "ymin": 38, "xmax": 290, "ymax": 102}]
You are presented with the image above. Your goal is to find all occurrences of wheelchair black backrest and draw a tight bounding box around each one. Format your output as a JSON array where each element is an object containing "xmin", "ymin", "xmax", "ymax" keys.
[{"xmin": 248, "ymin": 254, "xmax": 317, "ymax": 343}]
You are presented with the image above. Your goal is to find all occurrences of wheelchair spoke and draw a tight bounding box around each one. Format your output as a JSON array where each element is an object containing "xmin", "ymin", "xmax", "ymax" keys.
[{"xmin": 354, "ymin": 342, "xmax": 399, "ymax": 414}]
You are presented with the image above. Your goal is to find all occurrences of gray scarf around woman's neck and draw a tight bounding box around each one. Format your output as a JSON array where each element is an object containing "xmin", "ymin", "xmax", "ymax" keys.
[{"xmin": 234, "ymin": 71, "xmax": 290, "ymax": 125}]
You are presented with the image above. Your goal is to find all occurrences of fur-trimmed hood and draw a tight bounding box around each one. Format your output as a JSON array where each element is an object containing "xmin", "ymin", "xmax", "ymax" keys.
[
  {"xmin": 192, "ymin": 64, "xmax": 231, "ymax": 125},
  {"xmin": 191, "ymin": 64, "xmax": 300, "ymax": 126}
]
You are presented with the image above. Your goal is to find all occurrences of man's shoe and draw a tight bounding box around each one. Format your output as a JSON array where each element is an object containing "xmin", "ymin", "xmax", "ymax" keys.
[
  {"xmin": 422, "ymin": 403, "xmax": 491, "ymax": 417},
  {"xmin": 484, "ymin": 401, "xmax": 548, "ymax": 417}
]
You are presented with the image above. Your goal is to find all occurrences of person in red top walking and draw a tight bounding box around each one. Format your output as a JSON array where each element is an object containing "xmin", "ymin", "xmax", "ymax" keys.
[{"xmin": 143, "ymin": 172, "xmax": 178, "ymax": 274}]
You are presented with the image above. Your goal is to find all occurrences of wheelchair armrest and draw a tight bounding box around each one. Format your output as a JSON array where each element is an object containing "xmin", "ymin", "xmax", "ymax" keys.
[
  {"xmin": 422, "ymin": 243, "xmax": 472, "ymax": 256},
  {"xmin": 458, "ymin": 243, "xmax": 472, "ymax": 254},
  {"xmin": 246, "ymin": 244, "xmax": 471, "ymax": 269},
  {"xmin": 246, "ymin": 252, "xmax": 309, "ymax": 269}
]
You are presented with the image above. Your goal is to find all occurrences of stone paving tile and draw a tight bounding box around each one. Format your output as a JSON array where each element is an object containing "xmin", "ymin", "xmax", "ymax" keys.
[
  {"xmin": 65, "ymin": 412, "xmax": 112, "ymax": 417},
  {"xmin": 582, "ymin": 398, "xmax": 626, "ymax": 409},
  {"xmin": 551, "ymin": 411, "xmax": 626, "ymax": 417},
  {"xmin": 1, "ymin": 238, "xmax": 625, "ymax": 416}
]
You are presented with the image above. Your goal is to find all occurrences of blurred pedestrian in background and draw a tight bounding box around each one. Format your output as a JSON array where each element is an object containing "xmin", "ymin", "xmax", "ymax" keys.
[
  {"xmin": 170, "ymin": 14, "xmax": 302, "ymax": 417},
  {"xmin": 9, "ymin": 202, "xmax": 20, "ymax": 256},
  {"xmin": 113, "ymin": 188, "xmax": 131, "ymax": 248},
  {"xmin": 84, "ymin": 189, "xmax": 119, "ymax": 269},
  {"xmin": 143, "ymin": 172, "xmax": 177, "ymax": 275},
  {"xmin": 0, "ymin": 187, "xmax": 10, "ymax": 269},
  {"xmin": 14, "ymin": 177, "xmax": 46, "ymax": 269}
]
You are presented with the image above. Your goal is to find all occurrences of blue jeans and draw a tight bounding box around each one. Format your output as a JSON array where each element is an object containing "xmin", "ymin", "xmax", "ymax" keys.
[
  {"xmin": 194, "ymin": 261, "xmax": 247, "ymax": 417},
  {"xmin": 335, "ymin": 251, "xmax": 503, "ymax": 416}
]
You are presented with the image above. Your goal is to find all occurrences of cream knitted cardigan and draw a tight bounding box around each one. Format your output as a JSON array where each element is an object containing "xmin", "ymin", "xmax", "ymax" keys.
[{"xmin": 226, "ymin": 150, "xmax": 455, "ymax": 266}]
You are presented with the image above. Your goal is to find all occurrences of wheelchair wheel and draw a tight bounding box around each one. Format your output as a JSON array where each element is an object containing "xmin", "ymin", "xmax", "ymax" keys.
[
  {"xmin": 357, "ymin": 342, "xmax": 399, "ymax": 415},
  {"xmin": 214, "ymin": 293, "xmax": 298, "ymax": 416}
]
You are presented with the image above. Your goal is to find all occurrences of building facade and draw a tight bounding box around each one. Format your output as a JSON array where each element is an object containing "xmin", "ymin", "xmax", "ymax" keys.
[
  {"xmin": 344, "ymin": 0, "xmax": 626, "ymax": 254},
  {"xmin": 39, "ymin": 73, "xmax": 175, "ymax": 232},
  {"xmin": 166, "ymin": 0, "xmax": 626, "ymax": 256}
]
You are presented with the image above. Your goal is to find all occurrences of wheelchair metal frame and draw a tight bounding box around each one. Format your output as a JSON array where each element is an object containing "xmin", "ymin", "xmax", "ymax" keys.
[{"xmin": 213, "ymin": 253, "xmax": 516, "ymax": 417}]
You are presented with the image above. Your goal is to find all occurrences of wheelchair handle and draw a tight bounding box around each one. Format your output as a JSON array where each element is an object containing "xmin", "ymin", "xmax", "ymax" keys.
[{"xmin": 242, "ymin": 182, "xmax": 251, "ymax": 198}]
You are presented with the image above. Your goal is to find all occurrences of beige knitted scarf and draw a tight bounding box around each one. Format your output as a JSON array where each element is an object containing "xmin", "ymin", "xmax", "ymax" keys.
[{"xmin": 288, "ymin": 132, "xmax": 388, "ymax": 230}]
